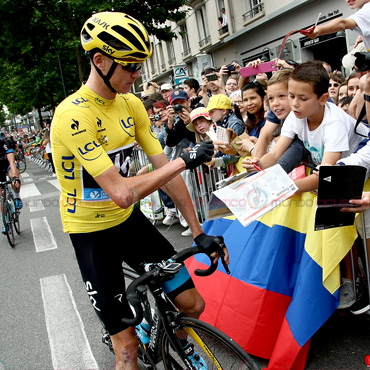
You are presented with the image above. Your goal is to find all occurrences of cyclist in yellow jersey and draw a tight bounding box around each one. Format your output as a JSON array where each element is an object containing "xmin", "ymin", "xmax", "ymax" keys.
[{"xmin": 51, "ymin": 12, "xmax": 229, "ymax": 370}]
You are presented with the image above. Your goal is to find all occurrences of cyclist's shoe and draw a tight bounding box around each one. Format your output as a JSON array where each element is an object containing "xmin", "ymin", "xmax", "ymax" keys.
[
  {"xmin": 183, "ymin": 343, "xmax": 208, "ymax": 370},
  {"xmin": 2, "ymin": 225, "xmax": 9, "ymax": 235},
  {"xmin": 102, "ymin": 331, "xmax": 114, "ymax": 354},
  {"xmin": 135, "ymin": 322, "xmax": 150, "ymax": 345},
  {"xmin": 14, "ymin": 198, "xmax": 23, "ymax": 210}
]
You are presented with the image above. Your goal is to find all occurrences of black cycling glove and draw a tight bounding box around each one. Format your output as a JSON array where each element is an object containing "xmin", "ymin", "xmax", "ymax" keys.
[
  {"xmin": 194, "ymin": 233, "xmax": 225, "ymax": 255},
  {"xmin": 180, "ymin": 141, "xmax": 214, "ymax": 170}
]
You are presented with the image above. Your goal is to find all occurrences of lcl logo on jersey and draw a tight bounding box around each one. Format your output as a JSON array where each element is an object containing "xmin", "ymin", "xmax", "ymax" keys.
[
  {"xmin": 119, "ymin": 116, "xmax": 135, "ymax": 137},
  {"xmin": 77, "ymin": 141, "xmax": 103, "ymax": 161},
  {"xmin": 71, "ymin": 97, "xmax": 89, "ymax": 107},
  {"xmin": 71, "ymin": 119, "xmax": 87, "ymax": 136}
]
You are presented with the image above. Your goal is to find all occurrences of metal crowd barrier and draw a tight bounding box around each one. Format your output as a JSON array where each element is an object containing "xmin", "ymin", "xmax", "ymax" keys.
[{"xmin": 131, "ymin": 146, "xmax": 226, "ymax": 224}]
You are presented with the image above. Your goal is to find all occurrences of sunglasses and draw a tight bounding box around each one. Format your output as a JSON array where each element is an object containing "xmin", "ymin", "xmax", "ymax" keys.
[
  {"xmin": 113, "ymin": 58, "xmax": 142, "ymax": 72},
  {"xmin": 329, "ymin": 83, "xmax": 339, "ymax": 87}
]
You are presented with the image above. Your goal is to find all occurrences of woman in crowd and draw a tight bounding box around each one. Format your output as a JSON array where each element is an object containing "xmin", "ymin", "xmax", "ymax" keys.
[{"xmin": 242, "ymin": 81, "xmax": 266, "ymax": 138}]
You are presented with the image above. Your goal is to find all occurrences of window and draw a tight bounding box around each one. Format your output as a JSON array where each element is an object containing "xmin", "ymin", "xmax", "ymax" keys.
[
  {"xmin": 242, "ymin": 0, "xmax": 264, "ymax": 21},
  {"xmin": 179, "ymin": 24, "xmax": 191, "ymax": 57},
  {"xmin": 166, "ymin": 40, "xmax": 176, "ymax": 65},
  {"xmin": 197, "ymin": 7, "xmax": 210, "ymax": 47},
  {"xmin": 158, "ymin": 42, "xmax": 166, "ymax": 71}
]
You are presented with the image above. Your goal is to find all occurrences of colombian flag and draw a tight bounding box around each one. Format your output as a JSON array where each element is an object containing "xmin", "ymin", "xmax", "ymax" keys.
[{"xmin": 187, "ymin": 191, "xmax": 358, "ymax": 369}]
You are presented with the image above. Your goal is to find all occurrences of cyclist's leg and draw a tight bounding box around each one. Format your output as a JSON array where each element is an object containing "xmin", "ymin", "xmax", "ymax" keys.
[
  {"xmin": 7, "ymin": 163, "xmax": 22, "ymax": 209},
  {"xmin": 70, "ymin": 228, "xmax": 140, "ymax": 370}
]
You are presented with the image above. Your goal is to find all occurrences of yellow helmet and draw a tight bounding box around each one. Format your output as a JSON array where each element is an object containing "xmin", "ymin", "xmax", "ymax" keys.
[{"xmin": 81, "ymin": 12, "xmax": 152, "ymax": 62}]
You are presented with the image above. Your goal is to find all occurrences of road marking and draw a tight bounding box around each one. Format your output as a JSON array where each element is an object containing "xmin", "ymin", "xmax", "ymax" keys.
[
  {"xmin": 30, "ymin": 217, "xmax": 57, "ymax": 252},
  {"xmin": 40, "ymin": 274, "xmax": 98, "ymax": 370},
  {"xmin": 22, "ymin": 178, "xmax": 33, "ymax": 184},
  {"xmin": 20, "ymin": 172, "xmax": 30, "ymax": 178},
  {"xmin": 29, "ymin": 199, "xmax": 45, "ymax": 212},
  {"xmin": 20, "ymin": 183, "xmax": 41, "ymax": 198},
  {"xmin": 48, "ymin": 179, "xmax": 61, "ymax": 191}
]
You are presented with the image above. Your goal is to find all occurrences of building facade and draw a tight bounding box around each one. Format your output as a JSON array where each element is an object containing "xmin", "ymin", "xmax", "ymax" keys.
[{"xmin": 142, "ymin": 0, "xmax": 358, "ymax": 89}]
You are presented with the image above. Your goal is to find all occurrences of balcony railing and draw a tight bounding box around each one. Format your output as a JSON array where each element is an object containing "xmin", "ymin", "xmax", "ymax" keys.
[
  {"xmin": 218, "ymin": 25, "xmax": 229, "ymax": 36},
  {"xmin": 242, "ymin": 2, "xmax": 264, "ymax": 21},
  {"xmin": 199, "ymin": 35, "xmax": 211, "ymax": 48},
  {"xmin": 161, "ymin": 63, "xmax": 166, "ymax": 71},
  {"xmin": 181, "ymin": 48, "xmax": 191, "ymax": 58},
  {"xmin": 151, "ymin": 68, "xmax": 157, "ymax": 75},
  {"xmin": 169, "ymin": 57, "xmax": 176, "ymax": 66}
]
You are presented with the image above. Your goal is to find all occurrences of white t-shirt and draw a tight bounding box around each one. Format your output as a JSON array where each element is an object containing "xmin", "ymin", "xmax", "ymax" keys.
[
  {"xmin": 281, "ymin": 102, "xmax": 369, "ymax": 166},
  {"xmin": 350, "ymin": 2, "xmax": 370, "ymax": 50}
]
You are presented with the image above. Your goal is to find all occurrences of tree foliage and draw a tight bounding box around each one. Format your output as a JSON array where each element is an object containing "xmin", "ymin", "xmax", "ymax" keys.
[{"xmin": 0, "ymin": 0, "xmax": 188, "ymax": 117}]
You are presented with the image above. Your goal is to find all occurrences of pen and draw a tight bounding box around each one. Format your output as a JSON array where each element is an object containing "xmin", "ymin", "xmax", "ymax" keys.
[
  {"xmin": 253, "ymin": 163, "xmax": 263, "ymax": 172},
  {"xmin": 300, "ymin": 161, "xmax": 318, "ymax": 171}
]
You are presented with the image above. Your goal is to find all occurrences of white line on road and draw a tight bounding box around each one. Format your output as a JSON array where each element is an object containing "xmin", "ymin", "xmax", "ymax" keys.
[
  {"xmin": 29, "ymin": 199, "xmax": 45, "ymax": 212},
  {"xmin": 30, "ymin": 217, "xmax": 57, "ymax": 252},
  {"xmin": 20, "ymin": 172, "xmax": 30, "ymax": 178},
  {"xmin": 48, "ymin": 179, "xmax": 61, "ymax": 191},
  {"xmin": 40, "ymin": 274, "xmax": 98, "ymax": 370},
  {"xmin": 20, "ymin": 183, "xmax": 41, "ymax": 198}
]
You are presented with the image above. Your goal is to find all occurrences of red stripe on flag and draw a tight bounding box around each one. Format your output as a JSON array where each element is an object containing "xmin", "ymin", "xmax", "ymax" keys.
[{"xmin": 186, "ymin": 256, "xmax": 292, "ymax": 359}]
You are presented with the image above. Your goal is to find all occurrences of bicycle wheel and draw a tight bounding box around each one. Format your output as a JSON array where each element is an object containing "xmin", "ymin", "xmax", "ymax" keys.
[
  {"xmin": 8, "ymin": 193, "xmax": 20, "ymax": 234},
  {"xmin": 2, "ymin": 197, "xmax": 14, "ymax": 248},
  {"xmin": 161, "ymin": 317, "xmax": 259, "ymax": 370},
  {"xmin": 17, "ymin": 158, "xmax": 26, "ymax": 174}
]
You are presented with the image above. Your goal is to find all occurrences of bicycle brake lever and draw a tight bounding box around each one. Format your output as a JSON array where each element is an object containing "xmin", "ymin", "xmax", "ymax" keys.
[{"xmin": 217, "ymin": 248, "xmax": 230, "ymax": 275}]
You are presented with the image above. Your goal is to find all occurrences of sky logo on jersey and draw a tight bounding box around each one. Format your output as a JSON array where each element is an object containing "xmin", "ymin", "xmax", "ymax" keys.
[
  {"xmin": 77, "ymin": 141, "xmax": 103, "ymax": 161},
  {"xmin": 119, "ymin": 116, "xmax": 135, "ymax": 137}
]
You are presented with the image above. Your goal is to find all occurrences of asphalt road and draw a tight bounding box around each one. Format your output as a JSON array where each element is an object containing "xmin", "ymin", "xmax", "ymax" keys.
[{"xmin": 1, "ymin": 158, "xmax": 370, "ymax": 370}]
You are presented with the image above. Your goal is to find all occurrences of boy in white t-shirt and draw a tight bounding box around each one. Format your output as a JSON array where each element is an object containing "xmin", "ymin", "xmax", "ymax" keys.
[
  {"xmin": 243, "ymin": 62, "xmax": 369, "ymax": 192},
  {"xmin": 301, "ymin": 0, "xmax": 370, "ymax": 50}
]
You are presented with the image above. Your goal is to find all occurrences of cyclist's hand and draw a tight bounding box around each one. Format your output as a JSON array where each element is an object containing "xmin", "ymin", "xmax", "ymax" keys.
[
  {"xmin": 180, "ymin": 141, "xmax": 214, "ymax": 170},
  {"xmin": 194, "ymin": 233, "xmax": 230, "ymax": 268},
  {"xmin": 12, "ymin": 176, "xmax": 20, "ymax": 192}
]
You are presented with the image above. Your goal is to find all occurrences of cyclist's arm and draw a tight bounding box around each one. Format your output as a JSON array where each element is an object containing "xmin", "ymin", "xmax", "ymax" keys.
[
  {"xmin": 94, "ymin": 154, "xmax": 188, "ymax": 210},
  {"xmin": 6, "ymin": 152, "xmax": 20, "ymax": 179},
  {"xmin": 149, "ymin": 152, "xmax": 203, "ymax": 238}
]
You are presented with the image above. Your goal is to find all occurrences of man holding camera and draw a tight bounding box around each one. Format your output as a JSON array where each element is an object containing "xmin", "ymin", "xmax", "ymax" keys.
[
  {"xmin": 165, "ymin": 89, "xmax": 196, "ymax": 151},
  {"xmin": 184, "ymin": 78, "xmax": 204, "ymax": 110},
  {"xmin": 201, "ymin": 67, "xmax": 227, "ymax": 107}
]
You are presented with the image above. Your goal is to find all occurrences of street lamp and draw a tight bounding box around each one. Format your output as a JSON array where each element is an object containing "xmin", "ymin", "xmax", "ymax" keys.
[
  {"xmin": 261, "ymin": 47, "xmax": 274, "ymax": 62},
  {"xmin": 283, "ymin": 39, "xmax": 297, "ymax": 57}
]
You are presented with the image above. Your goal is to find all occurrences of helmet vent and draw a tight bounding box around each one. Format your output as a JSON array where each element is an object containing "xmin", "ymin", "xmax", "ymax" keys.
[
  {"xmin": 81, "ymin": 29, "xmax": 93, "ymax": 43},
  {"xmin": 112, "ymin": 25, "xmax": 145, "ymax": 52},
  {"xmin": 98, "ymin": 31, "xmax": 131, "ymax": 51}
]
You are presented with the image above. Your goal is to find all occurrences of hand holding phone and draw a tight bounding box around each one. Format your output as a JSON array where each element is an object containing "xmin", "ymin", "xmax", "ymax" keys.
[{"xmin": 240, "ymin": 61, "xmax": 277, "ymax": 78}]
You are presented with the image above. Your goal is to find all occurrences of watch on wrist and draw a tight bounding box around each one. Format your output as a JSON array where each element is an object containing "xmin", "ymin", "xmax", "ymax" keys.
[{"xmin": 364, "ymin": 94, "xmax": 370, "ymax": 102}]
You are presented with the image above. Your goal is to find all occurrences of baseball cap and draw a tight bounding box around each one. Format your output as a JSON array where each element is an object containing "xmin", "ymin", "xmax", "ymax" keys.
[
  {"xmin": 160, "ymin": 83, "xmax": 173, "ymax": 92},
  {"xmin": 342, "ymin": 42, "xmax": 367, "ymax": 70},
  {"xmin": 186, "ymin": 107, "xmax": 212, "ymax": 132},
  {"xmin": 202, "ymin": 94, "xmax": 232, "ymax": 112},
  {"xmin": 170, "ymin": 89, "xmax": 188, "ymax": 104}
]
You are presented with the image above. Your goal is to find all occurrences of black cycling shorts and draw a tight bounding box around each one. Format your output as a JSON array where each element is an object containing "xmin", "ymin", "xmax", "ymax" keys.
[{"xmin": 70, "ymin": 207, "xmax": 195, "ymax": 335}]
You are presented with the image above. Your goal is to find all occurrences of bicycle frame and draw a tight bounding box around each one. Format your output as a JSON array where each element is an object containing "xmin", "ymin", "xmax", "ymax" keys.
[{"xmin": 123, "ymin": 265, "xmax": 223, "ymax": 369}]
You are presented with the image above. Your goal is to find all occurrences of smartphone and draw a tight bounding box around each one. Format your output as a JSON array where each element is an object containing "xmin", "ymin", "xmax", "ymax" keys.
[
  {"xmin": 226, "ymin": 64, "xmax": 236, "ymax": 73},
  {"xmin": 206, "ymin": 73, "xmax": 218, "ymax": 81},
  {"xmin": 240, "ymin": 61, "xmax": 277, "ymax": 78}
]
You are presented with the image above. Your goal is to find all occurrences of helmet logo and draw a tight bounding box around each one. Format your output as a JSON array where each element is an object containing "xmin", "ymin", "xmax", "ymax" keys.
[
  {"xmin": 90, "ymin": 16, "xmax": 110, "ymax": 30},
  {"xmin": 102, "ymin": 45, "xmax": 114, "ymax": 55}
]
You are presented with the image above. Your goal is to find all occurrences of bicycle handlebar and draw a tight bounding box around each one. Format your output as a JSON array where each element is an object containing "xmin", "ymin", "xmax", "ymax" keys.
[{"xmin": 122, "ymin": 244, "xmax": 228, "ymax": 327}]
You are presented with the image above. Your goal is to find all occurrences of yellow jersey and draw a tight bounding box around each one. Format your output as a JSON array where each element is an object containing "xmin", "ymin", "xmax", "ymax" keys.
[{"xmin": 51, "ymin": 84, "xmax": 162, "ymax": 233}]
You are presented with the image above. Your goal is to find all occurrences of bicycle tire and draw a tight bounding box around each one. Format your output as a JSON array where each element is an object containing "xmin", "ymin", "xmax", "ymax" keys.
[
  {"xmin": 8, "ymin": 193, "xmax": 20, "ymax": 234},
  {"xmin": 2, "ymin": 197, "xmax": 14, "ymax": 248},
  {"xmin": 161, "ymin": 317, "xmax": 260, "ymax": 370},
  {"xmin": 17, "ymin": 158, "xmax": 26, "ymax": 174}
]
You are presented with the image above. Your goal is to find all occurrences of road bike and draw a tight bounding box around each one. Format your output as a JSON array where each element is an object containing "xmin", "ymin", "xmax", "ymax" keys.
[
  {"xmin": 15, "ymin": 151, "xmax": 26, "ymax": 174},
  {"xmin": 102, "ymin": 244, "xmax": 260, "ymax": 369},
  {"xmin": 0, "ymin": 180, "xmax": 21, "ymax": 247}
]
